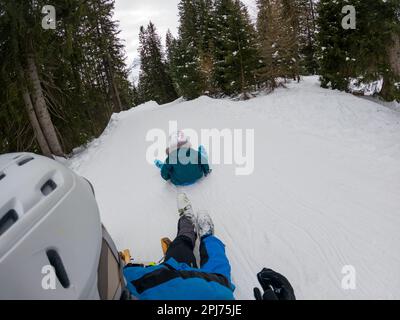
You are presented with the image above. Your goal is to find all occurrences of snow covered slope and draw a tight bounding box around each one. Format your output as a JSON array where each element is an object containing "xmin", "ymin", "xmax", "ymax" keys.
[{"xmin": 69, "ymin": 76, "xmax": 400, "ymax": 299}]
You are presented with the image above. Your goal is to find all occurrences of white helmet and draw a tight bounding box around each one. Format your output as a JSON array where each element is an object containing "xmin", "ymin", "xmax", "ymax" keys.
[{"xmin": 0, "ymin": 153, "xmax": 127, "ymax": 299}]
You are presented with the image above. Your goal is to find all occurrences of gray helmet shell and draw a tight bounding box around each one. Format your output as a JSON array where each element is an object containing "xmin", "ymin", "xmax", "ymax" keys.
[{"xmin": 0, "ymin": 153, "xmax": 102, "ymax": 299}]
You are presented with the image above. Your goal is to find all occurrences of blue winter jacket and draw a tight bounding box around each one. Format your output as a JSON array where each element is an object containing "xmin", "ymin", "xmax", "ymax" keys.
[
  {"xmin": 161, "ymin": 147, "xmax": 210, "ymax": 186},
  {"xmin": 123, "ymin": 236, "xmax": 235, "ymax": 300}
]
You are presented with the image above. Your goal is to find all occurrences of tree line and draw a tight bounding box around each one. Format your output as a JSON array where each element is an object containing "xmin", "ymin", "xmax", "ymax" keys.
[
  {"xmin": 0, "ymin": 0, "xmax": 399, "ymax": 156},
  {"xmin": 0, "ymin": 0, "xmax": 136, "ymax": 156},
  {"xmin": 137, "ymin": 0, "xmax": 319, "ymax": 103},
  {"xmin": 137, "ymin": 0, "xmax": 399, "ymax": 104},
  {"xmin": 317, "ymin": 0, "xmax": 400, "ymax": 101}
]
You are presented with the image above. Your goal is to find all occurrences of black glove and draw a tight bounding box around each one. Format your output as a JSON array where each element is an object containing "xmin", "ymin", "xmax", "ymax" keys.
[{"xmin": 254, "ymin": 268, "xmax": 296, "ymax": 300}]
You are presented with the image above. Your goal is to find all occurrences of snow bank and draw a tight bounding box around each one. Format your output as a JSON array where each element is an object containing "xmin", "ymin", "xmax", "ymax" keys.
[
  {"xmin": 349, "ymin": 77, "xmax": 383, "ymax": 96},
  {"xmin": 68, "ymin": 76, "xmax": 400, "ymax": 299}
]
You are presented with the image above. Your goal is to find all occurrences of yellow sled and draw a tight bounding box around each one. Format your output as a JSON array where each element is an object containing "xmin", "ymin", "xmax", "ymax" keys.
[
  {"xmin": 119, "ymin": 237, "xmax": 172, "ymax": 267},
  {"xmin": 161, "ymin": 237, "xmax": 172, "ymax": 255}
]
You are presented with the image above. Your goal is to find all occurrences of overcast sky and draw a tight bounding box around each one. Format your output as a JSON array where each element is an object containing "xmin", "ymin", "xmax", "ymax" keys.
[{"xmin": 113, "ymin": 0, "xmax": 257, "ymax": 68}]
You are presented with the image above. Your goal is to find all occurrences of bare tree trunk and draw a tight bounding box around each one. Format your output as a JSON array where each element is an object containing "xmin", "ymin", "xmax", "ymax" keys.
[
  {"xmin": 309, "ymin": 0, "xmax": 316, "ymax": 30},
  {"xmin": 26, "ymin": 54, "xmax": 64, "ymax": 156},
  {"xmin": 237, "ymin": 39, "xmax": 246, "ymax": 96},
  {"xmin": 104, "ymin": 55, "xmax": 122, "ymax": 113},
  {"xmin": 18, "ymin": 67, "xmax": 52, "ymax": 157},
  {"xmin": 92, "ymin": 0, "xmax": 122, "ymax": 113},
  {"xmin": 96, "ymin": 32, "xmax": 122, "ymax": 113},
  {"xmin": 382, "ymin": 34, "xmax": 400, "ymax": 100},
  {"xmin": 388, "ymin": 33, "xmax": 400, "ymax": 77}
]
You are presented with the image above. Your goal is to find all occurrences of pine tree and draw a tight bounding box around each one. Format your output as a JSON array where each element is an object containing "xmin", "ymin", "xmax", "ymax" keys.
[
  {"xmin": 165, "ymin": 29, "xmax": 176, "ymax": 73},
  {"xmin": 137, "ymin": 22, "xmax": 178, "ymax": 104},
  {"xmin": 195, "ymin": 0, "xmax": 216, "ymax": 93},
  {"xmin": 168, "ymin": 0, "xmax": 205, "ymax": 99},
  {"xmin": 280, "ymin": 0, "xmax": 301, "ymax": 81},
  {"xmin": 256, "ymin": 0, "xmax": 281, "ymax": 88},
  {"xmin": 257, "ymin": 0, "xmax": 319, "ymax": 85},
  {"xmin": 213, "ymin": 0, "xmax": 260, "ymax": 96},
  {"xmin": 298, "ymin": 0, "xmax": 318, "ymax": 75},
  {"xmin": 317, "ymin": 0, "xmax": 400, "ymax": 101},
  {"xmin": 0, "ymin": 0, "xmax": 135, "ymax": 155},
  {"xmin": 0, "ymin": 0, "xmax": 64, "ymax": 156},
  {"xmin": 195, "ymin": 0, "xmax": 215, "ymax": 54}
]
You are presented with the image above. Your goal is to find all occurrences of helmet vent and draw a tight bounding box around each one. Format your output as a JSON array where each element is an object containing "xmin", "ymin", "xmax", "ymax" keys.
[
  {"xmin": 41, "ymin": 179, "xmax": 57, "ymax": 196},
  {"xmin": 17, "ymin": 157, "xmax": 34, "ymax": 166},
  {"xmin": 0, "ymin": 172, "xmax": 5, "ymax": 181},
  {"xmin": 0, "ymin": 209, "xmax": 18, "ymax": 237},
  {"xmin": 46, "ymin": 249, "xmax": 70, "ymax": 289}
]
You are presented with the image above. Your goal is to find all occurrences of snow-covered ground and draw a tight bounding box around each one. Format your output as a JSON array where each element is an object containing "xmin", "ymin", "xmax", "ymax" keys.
[{"xmin": 68, "ymin": 76, "xmax": 400, "ymax": 299}]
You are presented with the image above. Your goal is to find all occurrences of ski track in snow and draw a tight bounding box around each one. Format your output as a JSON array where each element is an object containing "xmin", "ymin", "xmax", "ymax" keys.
[{"xmin": 68, "ymin": 76, "xmax": 400, "ymax": 299}]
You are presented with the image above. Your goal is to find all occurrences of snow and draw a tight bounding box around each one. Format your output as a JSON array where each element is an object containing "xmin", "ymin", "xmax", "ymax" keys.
[
  {"xmin": 362, "ymin": 96, "xmax": 400, "ymax": 113},
  {"xmin": 68, "ymin": 76, "xmax": 400, "ymax": 300},
  {"xmin": 349, "ymin": 77, "xmax": 384, "ymax": 96}
]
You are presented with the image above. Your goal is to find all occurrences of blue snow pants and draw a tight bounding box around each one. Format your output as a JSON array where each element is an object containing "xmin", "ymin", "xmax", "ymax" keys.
[{"xmin": 123, "ymin": 235, "xmax": 235, "ymax": 300}]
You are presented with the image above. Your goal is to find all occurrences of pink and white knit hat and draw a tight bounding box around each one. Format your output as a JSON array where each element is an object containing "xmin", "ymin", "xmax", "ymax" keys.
[{"xmin": 166, "ymin": 131, "xmax": 190, "ymax": 154}]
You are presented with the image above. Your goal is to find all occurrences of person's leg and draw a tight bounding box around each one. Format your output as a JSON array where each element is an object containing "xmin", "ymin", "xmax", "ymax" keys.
[
  {"xmin": 199, "ymin": 235, "xmax": 233, "ymax": 285},
  {"xmin": 165, "ymin": 216, "xmax": 198, "ymax": 268}
]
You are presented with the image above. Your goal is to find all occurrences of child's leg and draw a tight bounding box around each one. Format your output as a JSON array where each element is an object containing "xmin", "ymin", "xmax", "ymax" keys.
[
  {"xmin": 199, "ymin": 235, "xmax": 233, "ymax": 285},
  {"xmin": 165, "ymin": 216, "xmax": 198, "ymax": 268}
]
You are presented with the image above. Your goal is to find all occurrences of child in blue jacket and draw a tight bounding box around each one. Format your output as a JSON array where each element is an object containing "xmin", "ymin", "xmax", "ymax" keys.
[{"xmin": 154, "ymin": 132, "xmax": 211, "ymax": 186}]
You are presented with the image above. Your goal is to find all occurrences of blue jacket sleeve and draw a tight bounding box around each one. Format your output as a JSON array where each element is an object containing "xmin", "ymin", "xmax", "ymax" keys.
[
  {"xmin": 161, "ymin": 159, "xmax": 171, "ymax": 181},
  {"xmin": 198, "ymin": 150, "xmax": 210, "ymax": 174}
]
